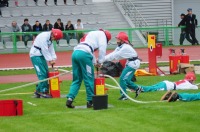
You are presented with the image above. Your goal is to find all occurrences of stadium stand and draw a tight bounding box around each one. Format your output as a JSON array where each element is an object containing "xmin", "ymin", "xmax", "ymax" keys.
[
  {"xmin": 1, "ymin": 0, "xmax": 145, "ymax": 51},
  {"xmin": 0, "ymin": 41, "xmax": 4, "ymax": 49},
  {"xmin": 5, "ymin": 41, "xmax": 13, "ymax": 49},
  {"xmin": 16, "ymin": 41, "xmax": 26, "ymax": 49},
  {"xmin": 115, "ymin": 0, "xmax": 172, "ymax": 43}
]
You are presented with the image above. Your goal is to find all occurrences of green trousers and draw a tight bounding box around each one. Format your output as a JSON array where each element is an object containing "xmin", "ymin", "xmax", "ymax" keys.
[
  {"xmin": 140, "ymin": 82, "xmax": 167, "ymax": 92},
  {"xmin": 120, "ymin": 66, "xmax": 138, "ymax": 95},
  {"xmin": 178, "ymin": 92, "xmax": 200, "ymax": 101},
  {"xmin": 67, "ymin": 50, "xmax": 94, "ymax": 101},
  {"xmin": 31, "ymin": 56, "xmax": 49, "ymax": 93}
]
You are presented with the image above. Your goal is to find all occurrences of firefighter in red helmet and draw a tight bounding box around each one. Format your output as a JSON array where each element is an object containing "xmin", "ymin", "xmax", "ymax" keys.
[
  {"xmin": 161, "ymin": 72, "xmax": 200, "ymax": 102},
  {"xmin": 66, "ymin": 29, "xmax": 111, "ymax": 108},
  {"xmin": 104, "ymin": 32, "xmax": 141, "ymax": 100},
  {"xmin": 30, "ymin": 29, "xmax": 63, "ymax": 98}
]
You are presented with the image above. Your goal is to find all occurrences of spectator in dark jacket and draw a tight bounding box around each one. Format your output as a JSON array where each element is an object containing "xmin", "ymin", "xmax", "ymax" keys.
[
  {"xmin": 54, "ymin": 18, "xmax": 64, "ymax": 31},
  {"xmin": 21, "ymin": 18, "xmax": 32, "ymax": 45},
  {"xmin": 43, "ymin": 20, "xmax": 53, "ymax": 31},
  {"xmin": 33, "ymin": 20, "xmax": 43, "ymax": 39},
  {"xmin": 65, "ymin": 20, "xmax": 75, "ymax": 43},
  {"xmin": 178, "ymin": 14, "xmax": 186, "ymax": 45},
  {"xmin": 182, "ymin": 8, "xmax": 199, "ymax": 45}
]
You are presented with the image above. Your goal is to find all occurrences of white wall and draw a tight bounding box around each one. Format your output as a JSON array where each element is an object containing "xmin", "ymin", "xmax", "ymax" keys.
[{"xmin": 173, "ymin": 0, "xmax": 200, "ymax": 45}]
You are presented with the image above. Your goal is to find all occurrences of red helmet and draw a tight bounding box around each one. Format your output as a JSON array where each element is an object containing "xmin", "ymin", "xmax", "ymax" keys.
[
  {"xmin": 104, "ymin": 30, "xmax": 111, "ymax": 42},
  {"xmin": 116, "ymin": 32, "xmax": 129, "ymax": 44},
  {"xmin": 99, "ymin": 29, "xmax": 111, "ymax": 42},
  {"xmin": 52, "ymin": 28, "xmax": 63, "ymax": 40},
  {"xmin": 185, "ymin": 72, "xmax": 196, "ymax": 81}
]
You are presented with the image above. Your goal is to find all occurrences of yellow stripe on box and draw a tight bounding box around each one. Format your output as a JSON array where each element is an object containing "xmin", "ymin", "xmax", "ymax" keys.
[
  {"xmin": 50, "ymin": 78, "xmax": 59, "ymax": 90},
  {"xmin": 96, "ymin": 85, "xmax": 105, "ymax": 95}
]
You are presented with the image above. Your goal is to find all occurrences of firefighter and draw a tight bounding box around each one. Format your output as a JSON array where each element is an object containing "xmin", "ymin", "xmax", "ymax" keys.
[
  {"xmin": 137, "ymin": 72, "xmax": 197, "ymax": 97},
  {"xmin": 161, "ymin": 72, "xmax": 200, "ymax": 102},
  {"xmin": 30, "ymin": 29, "xmax": 63, "ymax": 98},
  {"xmin": 66, "ymin": 29, "xmax": 111, "ymax": 108},
  {"xmin": 104, "ymin": 32, "xmax": 141, "ymax": 100}
]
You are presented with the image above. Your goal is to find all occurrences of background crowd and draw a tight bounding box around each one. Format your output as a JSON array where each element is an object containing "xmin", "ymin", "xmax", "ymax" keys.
[{"xmin": 10, "ymin": 18, "xmax": 84, "ymax": 45}]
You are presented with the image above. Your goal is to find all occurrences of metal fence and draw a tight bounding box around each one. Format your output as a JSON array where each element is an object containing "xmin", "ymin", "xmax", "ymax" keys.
[{"xmin": 0, "ymin": 26, "xmax": 200, "ymax": 54}]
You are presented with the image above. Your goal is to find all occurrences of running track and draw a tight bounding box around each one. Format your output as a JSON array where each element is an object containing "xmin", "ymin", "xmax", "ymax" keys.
[{"xmin": 0, "ymin": 46, "xmax": 199, "ymax": 84}]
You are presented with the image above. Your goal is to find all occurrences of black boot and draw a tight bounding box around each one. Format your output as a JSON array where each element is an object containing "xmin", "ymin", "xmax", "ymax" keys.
[
  {"xmin": 66, "ymin": 98, "xmax": 75, "ymax": 108},
  {"xmin": 87, "ymin": 101, "xmax": 93, "ymax": 108}
]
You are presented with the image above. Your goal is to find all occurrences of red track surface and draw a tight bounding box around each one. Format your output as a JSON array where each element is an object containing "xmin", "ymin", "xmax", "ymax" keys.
[{"xmin": 0, "ymin": 46, "xmax": 199, "ymax": 84}]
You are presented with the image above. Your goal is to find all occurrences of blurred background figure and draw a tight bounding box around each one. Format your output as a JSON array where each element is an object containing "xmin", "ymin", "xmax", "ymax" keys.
[
  {"xmin": 65, "ymin": 20, "xmax": 75, "ymax": 43},
  {"xmin": 32, "ymin": 20, "xmax": 43, "ymax": 39},
  {"xmin": 21, "ymin": 18, "xmax": 32, "ymax": 46},
  {"xmin": 11, "ymin": 21, "xmax": 22, "ymax": 41},
  {"xmin": 74, "ymin": 19, "xmax": 84, "ymax": 42},
  {"xmin": 43, "ymin": 20, "xmax": 53, "ymax": 31}
]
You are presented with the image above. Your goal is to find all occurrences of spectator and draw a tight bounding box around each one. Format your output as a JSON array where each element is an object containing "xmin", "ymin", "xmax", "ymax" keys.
[
  {"xmin": 178, "ymin": 14, "xmax": 186, "ymax": 45},
  {"xmin": 182, "ymin": 8, "xmax": 199, "ymax": 45},
  {"xmin": 11, "ymin": 21, "xmax": 22, "ymax": 41},
  {"xmin": 21, "ymin": 18, "xmax": 32, "ymax": 45},
  {"xmin": 44, "ymin": 0, "xmax": 66, "ymax": 5},
  {"xmin": 54, "ymin": 18, "xmax": 64, "ymax": 31},
  {"xmin": 32, "ymin": 20, "xmax": 43, "ymax": 39},
  {"xmin": 43, "ymin": 20, "xmax": 53, "ymax": 31},
  {"xmin": 74, "ymin": 19, "xmax": 84, "ymax": 42},
  {"xmin": 65, "ymin": 20, "xmax": 75, "ymax": 43}
]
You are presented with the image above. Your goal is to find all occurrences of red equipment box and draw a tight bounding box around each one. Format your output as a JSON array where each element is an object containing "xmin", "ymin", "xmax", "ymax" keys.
[
  {"xmin": 169, "ymin": 55, "xmax": 181, "ymax": 74},
  {"xmin": 180, "ymin": 55, "xmax": 189, "ymax": 63},
  {"xmin": 0, "ymin": 100, "xmax": 23, "ymax": 116},
  {"xmin": 94, "ymin": 78, "xmax": 105, "ymax": 95},
  {"xmin": 156, "ymin": 43, "xmax": 162, "ymax": 57},
  {"xmin": 48, "ymin": 70, "xmax": 60, "ymax": 98}
]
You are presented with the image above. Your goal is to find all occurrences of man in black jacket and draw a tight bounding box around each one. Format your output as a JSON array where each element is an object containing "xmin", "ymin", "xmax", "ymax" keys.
[
  {"xmin": 182, "ymin": 8, "xmax": 199, "ymax": 45},
  {"xmin": 178, "ymin": 14, "xmax": 186, "ymax": 45},
  {"xmin": 21, "ymin": 18, "xmax": 32, "ymax": 45},
  {"xmin": 43, "ymin": 20, "xmax": 53, "ymax": 31},
  {"xmin": 54, "ymin": 18, "xmax": 64, "ymax": 31},
  {"xmin": 33, "ymin": 20, "xmax": 43, "ymax": 39}
]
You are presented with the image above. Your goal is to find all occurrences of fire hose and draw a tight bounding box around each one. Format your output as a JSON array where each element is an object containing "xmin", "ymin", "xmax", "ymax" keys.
[{"xmin": 0, "ymin": 70, "xmax": 71, "ymax": 93}]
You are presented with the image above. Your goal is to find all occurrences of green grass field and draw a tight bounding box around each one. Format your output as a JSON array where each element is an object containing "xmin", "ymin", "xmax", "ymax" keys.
[{"xmin": 0, "ymin": 71, "xmax": 200, "ymax": 132}]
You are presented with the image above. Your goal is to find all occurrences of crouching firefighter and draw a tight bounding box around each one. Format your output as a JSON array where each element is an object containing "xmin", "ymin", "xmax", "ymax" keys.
[
  {"xmin": 104, "ymin": 32, "xmax": 141, "ymax": 100},
  {"xmin": 29, "ymin": 29, "xmax": 63, "ymax": 98},
  {"xmin": 66, "ymin": 29, "xmax": 111, "ymax": 108}
]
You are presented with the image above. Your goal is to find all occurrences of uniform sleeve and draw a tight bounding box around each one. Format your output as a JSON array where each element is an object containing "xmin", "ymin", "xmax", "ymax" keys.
[
  {"xmin": 105, "ymin": 46, "xmax": 134, "ymax": 62},
  {"xmin": 92, "ymin": 54, "xmax": 96, "ymax": 64},
  {"xmin": 49, "ymin": 44, "xmax": 57, "ymax": 60},
  {"xmin": 104, "ymin": 48, "xmax": 118, "ymax": 62},
  {"xmin": 97, "ymin": 33, "xmax": 107, "ymax": 64},
  {"xmin": 41, "ymin": 42, "xmax": 56, "ymax": 61}
]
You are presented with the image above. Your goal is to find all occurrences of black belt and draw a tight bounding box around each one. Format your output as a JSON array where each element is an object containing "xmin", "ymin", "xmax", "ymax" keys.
[
  {"xmin": 128, "ymin": 57, "xmax": 138, "ymax": 61},
  {"xmin": 34, "ymin": 45, "xmax": 41, "ymax": 51},
  {"xmin": 173, "ymin": 83, "xmax": 176, "ymax": 90},
  {"xmin": 80, "ymin": 43, "xmax": 93, "ymax": 53}
]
